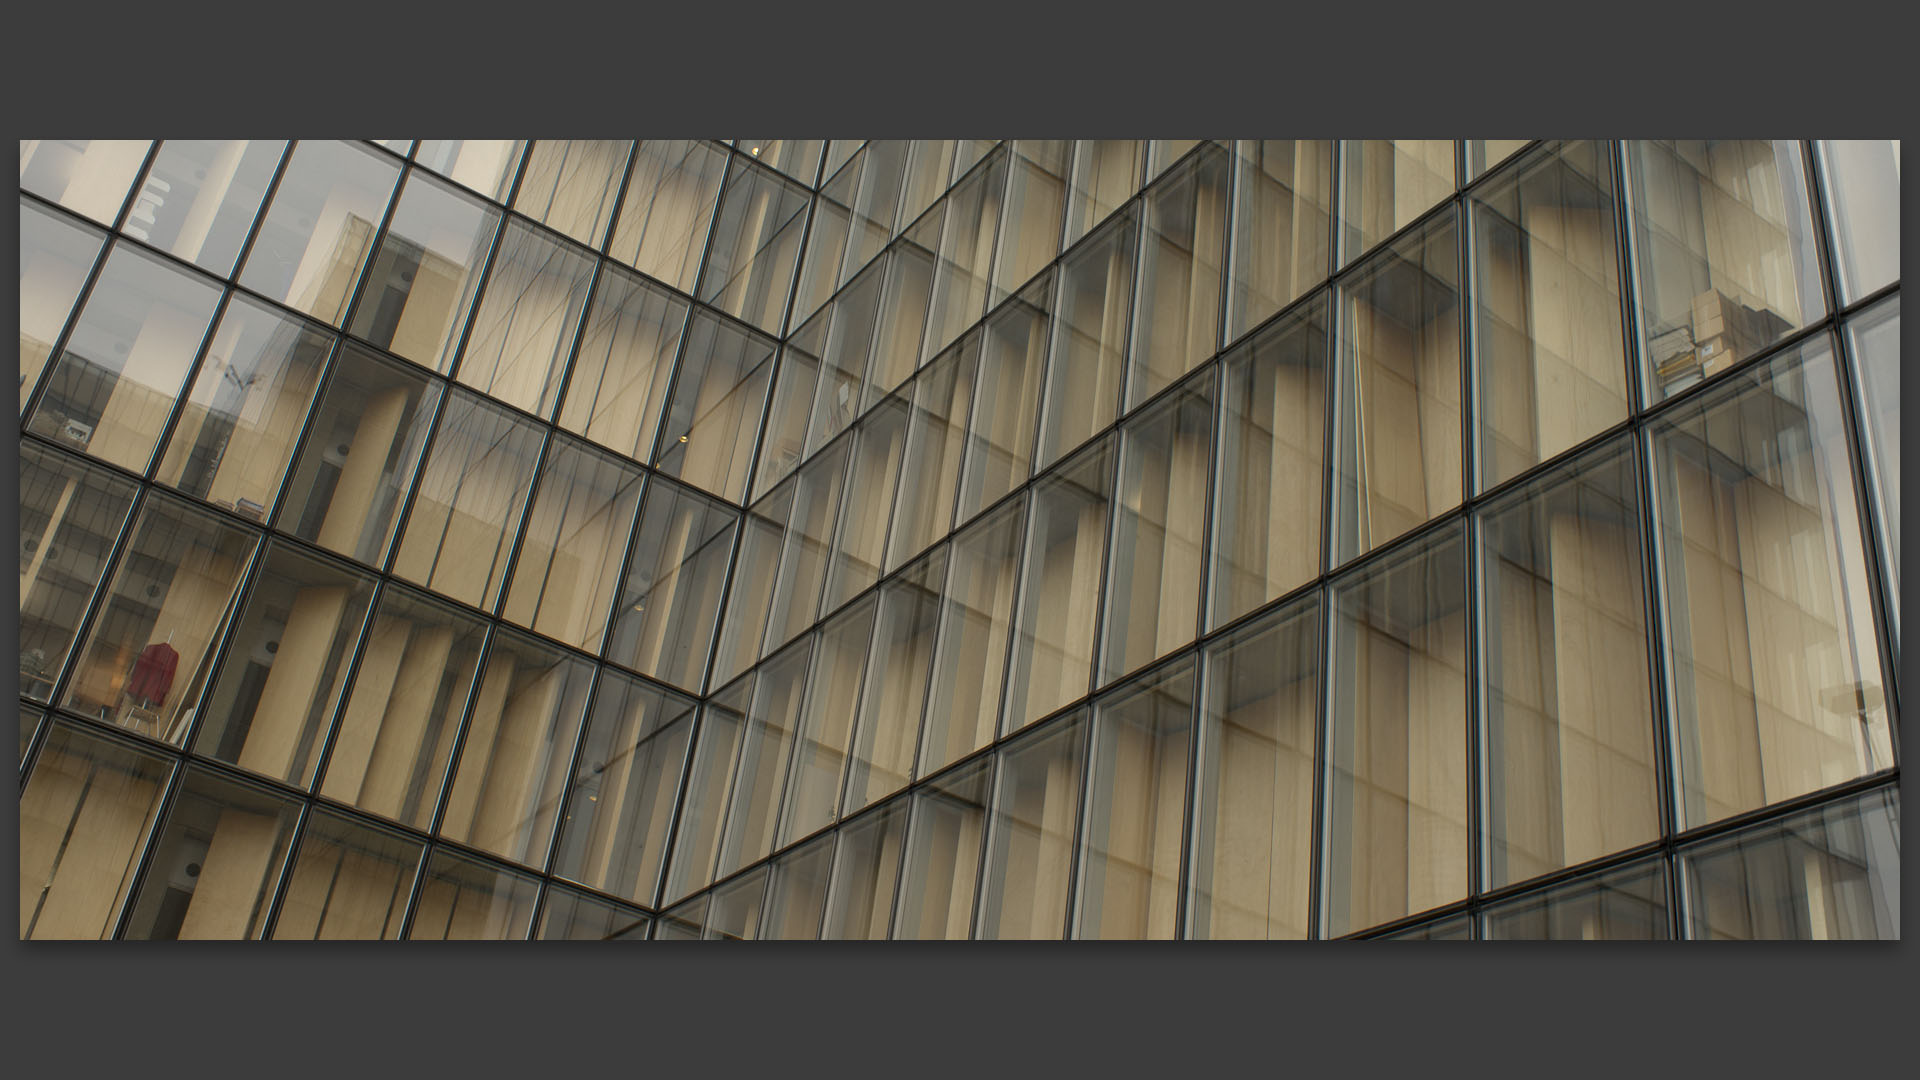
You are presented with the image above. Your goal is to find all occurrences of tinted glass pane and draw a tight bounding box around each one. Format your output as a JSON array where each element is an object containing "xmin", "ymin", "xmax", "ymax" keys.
[
  {"xmin": 130, "ymin": 140, "xmax": 285, "ymax": 276},
  {"xmin": 122, "ymin": 767, "xmax": 301, "ymax": 940},
  {"xmin": 20, "ymin": 720, "xmax": 172, "ymax": 939},
  {"xmin": 1683, "ymin": 788, "xmax": 1898, "ymax": 940}
]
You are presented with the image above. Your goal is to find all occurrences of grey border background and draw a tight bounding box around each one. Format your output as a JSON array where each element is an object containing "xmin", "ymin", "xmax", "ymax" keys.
[{"xmin": 2, "ymin": 1, "xmax": 1910, "ymax": 1074}]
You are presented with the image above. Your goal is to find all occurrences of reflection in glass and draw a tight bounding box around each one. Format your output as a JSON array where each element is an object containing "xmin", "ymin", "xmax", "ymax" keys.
[
  {"xmin": 19, "ymin": 720, "xmax": 172, "ymax": 939},
  {"xmin": 500, "ymin": 436, "xmax": 644, "ymax": 652},
  {"xmin": 1845, "ymin": 297, "xmax": 1899, "ymax": 639},
  {"xmin": 709, "ymin": 485, "xmax": 792, "ymax": 689},
  {"xmin": 734, "ymin": 140, "xmax": 823, "ymax": 185},
  {"xmin": 1324, "ymin": 524, "xmax": 1468, "ymax": 937},
  {"xmin": 794, "ymin": 140, "xmax": 908, "ymax": 322},
  {"xmin": 456, "ymin": 219, "xmax": 595, "ymax": 416},
  {"xmin": 270, "ymin": 808, "xmax": 422, "ymax": 940},
  {"xmin": 652, "ymin": 311, "xmax": 776, "ymax": 502},
  {"xmin": 191, "ymin": 542, "xmax": 378, "ymax": 786},
  {"xmin": 1466, "ymin": 140, "xmax": 1531, "ymax": 180},
  {"xmin": 1038, "ymin": 210, "xmax": 1136, "ymax": 470},
  {"xmin": 778, "ymin": 598, "xmax": 875, "ymax": 847},
  {"xmin": 606, "ymin": 478, "xmax": 738, "ymax": 691},
  {"xmin": 1188, "ymin": 596, "xmax": 1319, "ymax": 940},
  {"xmin": 551, "ymin": 673, "xmax": 696, "ymax": 907},
  {"xmin": 1225, "ymin": 140, "xmax": 1333, "ymax": 342},
  {"xmin": 1128, "ymin": 144, "xmax": 1228, "ymax": 406},
  {"xmin": 699, "ymin": 159, "xmax": 811, "ymax": 334},
  {"xmin": 822, "ymin": 799, "xmax": 908, "ymax": 939},
  {"xmin": 1004, "ymin": 439, "xmax": 1113, "ymax": 732},
  {"xmin": 1650, "ymin": 338, "xmax": 1891, "ymax": 828},
  {"xmin": 239, "ymin": 140, "xmax": 400, "ymax": 325},
  {"xmin": 155, "ymin": 295, "xmax": 333, "ymax": 517},
  {"xmin": 976, "ymin": 711, "xmax": 1088, "ymax": 940},
  {"xmin": 993, "ymin": 140, "xmax": 1069, "ymax": 302},
  {"xmin": 1471, "ymin": 140, "xmax": 1628, "ymax": 489},
  {"xmin": 27, "ymin": 243, "xmax": 223, "ymax": 474},
  {"xmin": 761, "ymin": 439, "xmax": 850, "ymax": 655},
  {"xmin": 61, "ymin": 493, "xmax": 259, "ymax": 746},
  {"xmin": 1074, "ymin": 659, "xmax": 1194, "ymax": 939},
  {"xmin": 557, "ymin": 265, "xmax": 687, "ymax": 462},
  {"xmin": 318, "ymin": 585, "xmax": 488, "ymax": 829},
  {"xmin": 1479, "ymin": 442, "xmax": 1658, "ymax": 888},
  {"xmin": 762, "ymin": 834, "xmax": 835, "ymax": 939},
  {"xmin": 1818, "ymin": 140, "xmax": 1900, "ymax": 302},
  {"xmin": 1683, "ymin": 788, "xmax": 1898, "ymax": 940},
  {"xmin": 1627, "ymin": 139, "xmax": 1823, "ymax": 400},
  {"xmin": 274, "ymin": 343, "xmax": 440, "ymax": 568},
  {"xmin": 845, "ymin": 547, "xmax": 947, "ymax": 813},
  {"xmin": 1481, "ymin": 861, "xmax": 1670, "ymax": 940},
  {"xmin": 662, "ymin": 688, "xmax": 748, "ymax": 902},
  {"xmin": 19, "ymin": 196, "xmax": 107, "ymax": 412},
  {"xmin": 18, "ymin": 441, "xmax": 140, "ymax": 703},
  {"xmin": 1340, "ymin": 139, "xmax": 1455, "ymax": 264},
  {"xmin": 714, "ymin": 638, "xmax": 812, "ymax": 879},
  {"xmin": 1064, "ymin": 140, "xmax": 1143, "ymax": 248},
  {"xmin": 889, "ymin": 334, "xmax": 976, "ymax": 568},
  {"xmin": 414, "ymin": 140, "xmax": 524, "ymax": 202},
  {"xmin": 1333, "ymin": 211, "xmax": 1462, "ymax": 563},
  {"xmin": 893, "ymin": 758, "xmax": 991, "ymax": 940},
  {"xmin": 1102, "ymin": 377, "xmax": 1211, "ymax": 684},
  {"xmin": 608, "ymin": 140, "xmax": 727, "ymax": 293},
  {"xmin": 407, "ymin": 848, "xmax": 540, "ymax": 940},
  {"xmin": 126, "ymin": 140, "xmax": 285, "ymax": 276},
  {"xmin": 956, "ymin": 273, "xmax": 1050, "ymax": 522},
  {"xmin": 122, "ymin": 767, "xmax": 301, "ymax": 940},
  {"xmin": 20, "ymin": 139, "xmax": 151, "ymax": 224},
  {"xmin": 349, "ymin": 171, "xmax": 500, "ymax": 373},
  {"xmin": 706, "ymin": 865, "xmax": 769, "ymax": 940},
  {"xmin": 823, "ymin": 398, "xmax": 906, "ymax": 609},
  {"xmin": 537, "ymin": 885, "xmax": 650, "ymax": 940},
  {"xmin": 655, "ymin": 895, "xmax": 709, "ymax": 939},
  {"xmin": 922, "ymin": 151, "xmax": 1007, "ymax": 362},
  {"xmin": 513, "ymin": 139, "xmax": 631, "ymax": 247},
  {"xmin": 920, "ymin": 497, "xmax": 1026, "ymax": 776}
]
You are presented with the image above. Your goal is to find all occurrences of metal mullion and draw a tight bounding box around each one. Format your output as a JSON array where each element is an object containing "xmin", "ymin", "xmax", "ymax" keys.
[
  {"xmin": 163, "ymin": 520, "xmax": 270, "ymax": 755},
  {"xmin": 1631, "ymin": 415, "xmax": 1691, "ymax": 932},
  {"xmin": 529, "ymin": 663, "xmax": 612, "ymax": 879},
  {"xmin": 649, "ymin": 699, "xmax": 727, "ymax": 910},
  {"xmin": 107, "ymin": 751, "xmax": 188, "ymax": 940},
  {"xmin": 1463, "ymin": 487, "xmax": 1484, "ymax": 904},
  {"xmin": 1172, "ymin": 642, "xmax": 1209, "ymax": 939},
  {"xmin": 330, "ymin": 158, "xmax": 414, "ymax": 351},
  {"xmin": 594, "ymin": 142, "xmax": 643, "ymax": 259},
  {"xmin": 829, "ymin": 566, "xmax": 896, "ymax": 828},
  {"xmin": 419, "ymin": 611, "xmax": 510, "ymax": 842},
  {"xmin": 252, "ymin": 798, "xmax": 312, "ymax": 940},
  {"xmin": 1062, "ymin": 699, "xmax": 1100, "ymax": 940},
  {"xmin": 1308, "ymin": 583, "xmax": 1332, "ymax": 940},
  {"xmin": 498, "ymin": 142, "xmax": 538, "ymax": 217}
]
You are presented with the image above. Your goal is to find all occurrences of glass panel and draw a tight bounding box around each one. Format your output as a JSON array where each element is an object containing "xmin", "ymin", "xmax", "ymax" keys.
[
  {"xmin": 1479, "ymin": 441, "xmax": 1659, "ymax": 889},
  {"xmin": 551, "ymin": 673, "xmax": 697, "ymax": 907},
  {"xmin": 1628, "ymin": 139, "xmax": 1824, "ymax": 400},
  {"xmin": 513, "ymin": 139, "xmax": 631, "ymax": 247},
  {"xmin": 607, "ymin": 478, "xmax": 738, "ymax": 691},
  {"xmin": 897, "ymin": 140, "xmax": 957, "ymax": 233},
  {"xmin": 19, "ymin": 196, "xmax": 107, "ymax": 412},
  {"xmin": 18, "ymin": 441, "xmax": 140, "ymax": 702},
  {"xmin": 1481, "ymin": 860, "xmax": 1670, "ymax": 940},
  {"xmin": 655, "ymin": 895, "xmax": 709, "ymax": 939},
  {"xmin": 1378, "ymin": 913, "xmax": 1471, "ymax": 940},
  {"xmin": 920, "ymin": 496, "xmax": 1026, "ymax": 776},
  {"xmin": 317, "ymin": 584, "xmax": 488, "ymax": 829},
  {"xmin": 1324, "ymin": 523, "xmax": 1469, "ymax": 938},
  {"xmin": 761, "ymin": 439, "xmax": 850, "ymax": 655},
  {"xmin": 20, "ymin": 139, "xmax": 150, "ymax": 224},
  {"xmin": 752, "ymin": 333, "xmax": 825, "ymax": 503},
  {"xmin": 1064, "ymin": 140, "xmax": 1144, "ymax": 248},
  {"xmin": 500, "ymin": 436, "xmax": 644, "ymax": 653},
  {"xmin": 888, "ymin": 332, "xmax": 977, "ymax": 569},
  {"xmin": 371, "ymin": 140, "xmax": 414, "ymax": 157},
  {"xmin": 1340, "ymin": 139, "xmax": 1456, "ymax": 264},
  {"xmin": 1225, "ymin": 139, "xmax": 1334, "ymax": 343},
  {"xmin": 608, "ymin": 139, "xmax": 728, "ymax": 293},
  {"xmin": 1074, "ymin": 659, "xmax": 1194, "ymax": 939},
  {"xmin": 154, "ymin": 294, "xmax": 333, "ymax": 518},
  {"xmin": 1472, "ymin": 140, "xmax": 1629, "ymax": 489},
  {"xmin": 349, "ymin": 171, "xmax": 499, "ymax": 374},
  {"xmin": 414, "ymin": 140, "xmax": 524, "ymax": 202},
  {"xmin": 190, "ymin": 542, "xmax": 378, "ymax": 786},
  {"xmin": 777, "ymin": 598, "xmax": 876, "ymax": 847},
  {"xmin": 1818, "ymin": 140, "xmax": 1899, "ymax": 302},
  {"xmin": 407, "ymin": 848, "xmax": 539, "ymax": 940},
  {"xmin": 61, "ymin": 493, "xmax": 258, "ymax": 746},
  {"xmin": 239, "ymin": 140, "xmax": 400, "ymax": 325},
  {"xmin": 1004, "ymin": 439, "xmax": 1114, "ymax": 733},
  {"xmin": 662, "ymin": 688, "xmax": 748, "ymax": 902},
  {"xmin": 1846, "ymin": 296, "xmax": 1899, "ymax": 638},
  {"xmin": 761, "ymin": 834, "xmax": 835, "ymax": 939},
  {"xmin": 1684, "ymin": 787, "xmax": 1899, "ymax": 940},
  {"xmin": 456, "ymin": 220, "xmax": 595, "ymax": 416},
  {"xmin": 27, "ymin": 243, "xmax": 223, "ymax": 474},
  {"xmin": 700, "ymin": 159, "xmax": 810, "ymax": 334},
  {"xmin": 992, "ymin": 140, "xmax": 1070, "ymax": 303},
  {"xmin": 1128, "ymin": 144, "xmax": 1229, "ymax": 406},
  {"xmin": 1650, "ymin": 337, "xmax": 1892, "ymax": 829},
  {"xmin": 709, "ymin": 485, "xmax": 792, "ymax": 689},
  {"xmin": 1207, "ymin": 294, "xmax": 1327, "ymax": 630},
  {"xmin": 893, "ymin": 758, "xmax": 991, "ymax": 939},
  {"xmin": 270, "ymin": 808, "xmax": 422, "ymax": 940},
  {"xmin": 557, "ymin": 265, "xmax": 687, "ymax": 462},
  {"xmin": 128, "ymin": 139, "xmax": 285, "ymax": 276},
  {"xmin": 122, "ymin": 767, "xmax": 301, "ymax": 940},
  {"xmin": 20, "ymin": 720, "xmax": 172, "ymax": 939},
  {"xmin": 1332, "ymin": 210, "xmax": 1463, "ymax": 564},
  {"xmin": 274, "ymin": 343, "xmax": 441, "ymax": 568},
  {"xmin": 955, "ymin": 272, "xmax": 1051, "ymax": 522},
  {"xmin": 845, "ymin": 547, "xmax": 947, "ymax": 813},
  {"xmin": 706, "ymin": 866, "xmax": 769, "ymax": 939},
  {"xmin": 1188, "ymin": 596, "xmax": 1320, "ymax": 940},
  {"xmin": 822, "ymin": 799, "xmax": 908, "ymax": 939},
  {"xmin": 390, "ymin": 390, "xmax": 544, "ymax": 611},
  {"xmin": 439, "ymin": 629, "xmax": 594, "ymax": 868},
  {"xmin": 715, "ymin": 638, "xmax": 812, "ymax": 878},
  {"xmin": 976, "ymin": 711, "xmax": 1088, "ymax": 940},
  {"xmin": 792, "ymin": 266, "xmax": 881, "ymax": 461},
  {"xmin": 922, "ymin": 152, "xmax": 1007, "ymax": 362},
  {"xmin": 652, "ymin": 310, "xmax": 776, "ymax": 502},
  {"xmin": 792, "ymin": 140, "xmax": 907, "ymax": 322},
  {"xmin": 866, "ymin": 242, "xmax": 937, "ymax": 406},
  {"xmin": 822, "ymin": 397, "xmax": 906, "ymax": 609},
  {"xmin": 537, "ymin": 885, "xmax": 650, "ymax": 940},
  {"xmin": 1147, "ymin": 140, "xmax": 1206, "ymax": 179},
  {"xmin": 21, "ymin": 704, "xmax": 43, "ymax": 765},
  {"xmin": 1466, "ymin": 140, "xmax": 1531, "ymax": 180},
  {"xmin": 735, "ymin": 140, "xmax": 823, "ymax": 185},
  {"xmin": 1037, "ymin": 209, "xmax": 1137, "ymax": 470},
  {"xmin": 822, "ymin": 140, "xmax": 863, "ymax": 186},
  {"xmin": 1101, "ymin": 377, "xmax": 1212, "ymax": 684}
]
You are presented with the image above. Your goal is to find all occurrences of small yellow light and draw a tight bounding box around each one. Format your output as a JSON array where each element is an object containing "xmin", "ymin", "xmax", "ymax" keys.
[
  {"xmin": 679, "ymin": 435, "xmax": 689, "ymax": 443},
  {"xmin": 749, "ymin": 145, "xmax": 760, "ymax": 156}
]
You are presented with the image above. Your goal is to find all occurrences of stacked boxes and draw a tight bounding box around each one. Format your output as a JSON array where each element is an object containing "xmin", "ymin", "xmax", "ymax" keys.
[{"xmin": 1657, "ymin": 289, "xmax": 1794, "ymax": 392}]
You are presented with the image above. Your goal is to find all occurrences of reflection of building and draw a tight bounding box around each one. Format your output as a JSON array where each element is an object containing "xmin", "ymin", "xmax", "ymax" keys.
[{"xmin": 17, "ymin": 139, "xmax": 1902, "ymax": 941}]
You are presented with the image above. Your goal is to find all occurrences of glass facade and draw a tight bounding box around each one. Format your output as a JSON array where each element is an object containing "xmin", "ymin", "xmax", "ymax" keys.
[{"xmin": 16, "ymin": 138, "xmax": 1900, "ymax": 940}]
